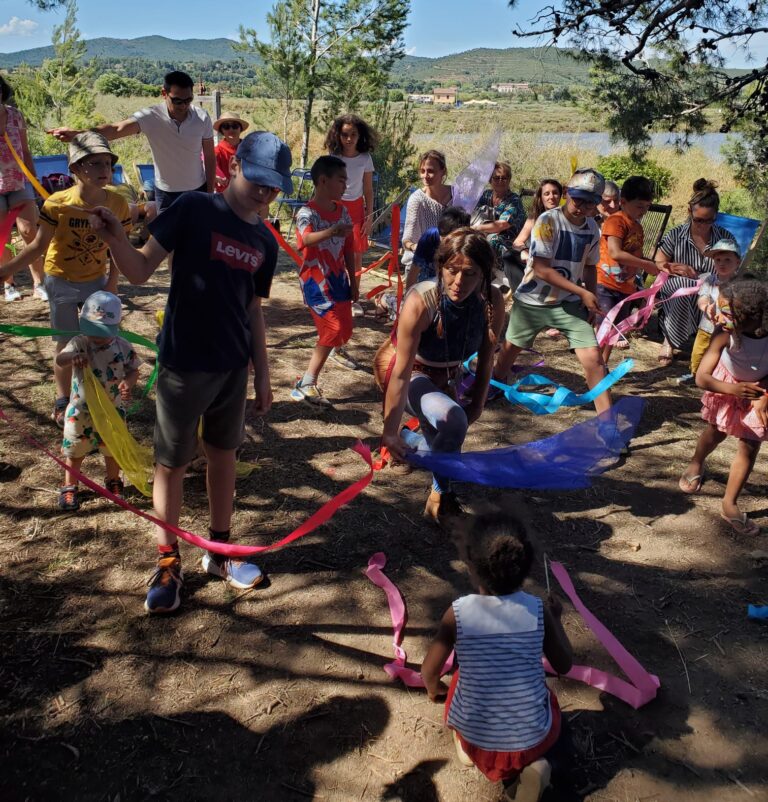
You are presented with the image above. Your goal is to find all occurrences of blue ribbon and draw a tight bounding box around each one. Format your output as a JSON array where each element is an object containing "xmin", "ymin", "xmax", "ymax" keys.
[
  {"xmin": 463, "ymin": 355, "xmax": 634, "ymax": 415},
  {"xmin": 748, "ymin": 605, "xmax": 768, "ymax": 621}
]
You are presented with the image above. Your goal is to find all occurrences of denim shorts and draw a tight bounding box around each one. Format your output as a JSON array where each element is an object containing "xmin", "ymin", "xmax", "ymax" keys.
[
  {"xmin": 0, "ymin": 183, "xmax": 35, "ymax": 211},
  {"xmin": 154, "ymin": 183, "xmax": 207, "ymax": 212},
  {"xmin": 44, "ymin": 274, "xmax": 108, "ymax": 342},
  {"xmin": 596, "ymin": 284, "xmax": 632, "ymax": 323}
]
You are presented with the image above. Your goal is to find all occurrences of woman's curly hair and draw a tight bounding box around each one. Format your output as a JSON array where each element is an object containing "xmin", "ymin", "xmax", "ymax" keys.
[
  {"xmin": 324, "ymin": 114, "xmax": 379, "ymax": 155},
  {"xmin": 464, "ymin": 511, "xmax": 534, "ymax": 595},
  {"xmin": 721, "ymin": 277, "xmax": 768, "ymax": 347}
]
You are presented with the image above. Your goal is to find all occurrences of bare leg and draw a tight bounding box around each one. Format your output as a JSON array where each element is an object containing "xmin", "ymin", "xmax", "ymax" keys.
[
  {"xmin": 601, "ymin": 342, "xmax": 614, "ymax": 365},
  {"xmin": 722, "ymin": 438, "xmax": 761, "ymax": 519},
  {"xmin": 307, "ymin": 344, "xmax": 332, "ymax": 382},
  {"xmin": 15, "ymin": 202, "xmax": 45, "ymax": 289},
  {"xmin": 683, "ymin": 423, "xmax": 727, "ymax": 481},
  {"xmin": 64, "ymin": 456, "xmax": 83, "ymax": 487},
  {"xmin": 104, "ymin": 456, "xmax": 120, "ymax": 481},
  {"xmin": 574, "ymin": 346, "xmax": 611, "ymax": 414},
  {"xmin": 494, "ymin": 340, "xmax": 523, "ymax": 381},
  {"xmin": 405, "ymin": 262, "xmax": 419, "ymax": 290},
  {"xmin": 152, "ymin": 462, "xmax": 187, "ymax": 547},
  {"xmin": 204, "ymin": 443, "xmax": 237, "ymax": 532},
  {"xmin": 54, "ymin": 341, "xmax": 72, "ymax": 401}
]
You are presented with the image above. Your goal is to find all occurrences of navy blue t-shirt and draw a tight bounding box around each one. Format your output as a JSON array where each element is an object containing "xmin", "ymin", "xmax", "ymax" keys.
[{"xmin": 149, "ymin": 192, "xmax": 278, "ymax": 372}]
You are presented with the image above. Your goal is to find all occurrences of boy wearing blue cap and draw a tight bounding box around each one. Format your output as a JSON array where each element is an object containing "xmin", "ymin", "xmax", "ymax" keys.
[
  {"xmin": 90, "ymin": 131, "xmax": 292, "ymax": 614},
  {"xmin": 494, "ymin": 168, "xmax": 612, "ymax": 413},
  {"xmin": 56, "ymin": 291, "xmax": 141, "ymax": 511}
]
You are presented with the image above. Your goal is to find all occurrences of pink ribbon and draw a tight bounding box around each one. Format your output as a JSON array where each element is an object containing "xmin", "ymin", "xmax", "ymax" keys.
[
  {"xmin": 596, "ymin": 272, "xmax": 704, "ymax": 348},
  {"xmin": 366, "ymin": 553, "xmax": 660, "ymax": 708},
  {"xmin": 0, "ymin": 407, "xmax": 378, "ymax": 557}
]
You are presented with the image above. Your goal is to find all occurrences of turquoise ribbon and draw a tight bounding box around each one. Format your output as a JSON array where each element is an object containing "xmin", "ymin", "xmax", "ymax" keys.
[{"xmin": 463, "ymin": 354, "xmax": 634, "ymax": 415}]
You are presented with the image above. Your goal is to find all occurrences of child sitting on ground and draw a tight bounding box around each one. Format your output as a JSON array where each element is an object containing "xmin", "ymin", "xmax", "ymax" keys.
[
  {"xmin": 679, "ymin": 278, "xmax": 768, "ymax": 535},
  {"xmin": 291, "ymin": 155, "xmax": 357, "ymax": 405},
  {"xmin": 596, "ymin": 175, "xmax": 659, "ymax": 364},
  {"xmin": 56, "ymin": 291, "xmax": 140, "ymax": 511},
  {"xmin": 686, "ymin": 239, "xmax": 742, "ymax": 378},
  {"xmin": 421, "ymin": 511, "xmax": 573, "ymax": 802}
]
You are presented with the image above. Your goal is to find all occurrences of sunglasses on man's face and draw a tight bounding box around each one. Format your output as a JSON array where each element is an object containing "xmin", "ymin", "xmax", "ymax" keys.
[
  {"xmin": 168, "ymin": 96, "xmax": 193, "ymax": 106},
  {"xmin": 220, "ymin": 123, "xmax": 241, "ymax": 131}
]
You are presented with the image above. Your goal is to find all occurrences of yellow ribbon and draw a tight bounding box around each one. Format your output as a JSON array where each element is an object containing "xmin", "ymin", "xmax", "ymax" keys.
[
  {"xmin": 570, "ymin": 155, "xmax": 578, "ymax": 176},
  {"xmin": 3, "ymin": 132, "xmax": 50, "ymax": 199},
  {"xmin": 83, "ymin": 367, "xmax": 154, "ymax": 497}
]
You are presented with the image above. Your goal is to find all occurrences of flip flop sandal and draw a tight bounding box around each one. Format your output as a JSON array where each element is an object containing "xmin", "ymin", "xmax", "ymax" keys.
[
  {"xmin": 720, "ymin": 512, "xmax": 761, "ymax": 536},
  {"xmin": 678, "ymin": 473, "xmax": 703, "ymax": 494},
  {"xmin": 658, "ymin": 349, "xmax": 674, "ymax": 366}
]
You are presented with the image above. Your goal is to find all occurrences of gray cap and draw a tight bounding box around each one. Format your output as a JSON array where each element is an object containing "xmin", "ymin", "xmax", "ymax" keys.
[
  {"xmin": 68, "ymin": 131, "xmax": 118, "ymax": 168},
  {"xmin": 567, "ymin": 168, "xmax": 606, "ymax": 204},
  {"xmin": 704, "ymin": 239, "xmax": 741, "ymax": 259}
]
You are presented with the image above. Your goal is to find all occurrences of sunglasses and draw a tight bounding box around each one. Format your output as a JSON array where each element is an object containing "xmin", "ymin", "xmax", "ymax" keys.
[
  {"xmin": 491, "ymin": 175, "xmax": 510, "ymax": 181},
  {"xmin": 168, "ymin": 96, "xmax": 193, "ymax": 106},
  {"xmin": 692, "ymin": 216, "xmax": 715, "ymax": 224},
  {"xmin": 220, "ymin": 123, "xmax": 241, "ymax": 131}
]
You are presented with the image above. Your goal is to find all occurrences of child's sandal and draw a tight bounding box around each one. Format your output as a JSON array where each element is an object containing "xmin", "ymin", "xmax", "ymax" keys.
[
  {"xmin": 105, "ymin": 477, "xmax": 125, "ymax": 499},
  {"xmin": 57, "ymin": 485, "xmax": 80, "ymax": 511}
]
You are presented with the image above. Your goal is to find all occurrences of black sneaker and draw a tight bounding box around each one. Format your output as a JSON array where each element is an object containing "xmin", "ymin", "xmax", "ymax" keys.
[{"xmin": 57, "ymin": 485, "xmax": 80, "ymax": 511}]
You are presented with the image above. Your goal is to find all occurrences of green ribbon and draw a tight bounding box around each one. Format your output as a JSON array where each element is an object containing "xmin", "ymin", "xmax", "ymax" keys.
[{"xmin": 0, "ymin": 323, "xmax": 159, "ymax": 413}]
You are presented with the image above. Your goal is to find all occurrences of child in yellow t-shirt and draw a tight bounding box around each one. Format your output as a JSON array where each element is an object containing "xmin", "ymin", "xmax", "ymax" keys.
[{"xmin": 0, "ymin": 132, "xmax": 132, "ymax": 425}]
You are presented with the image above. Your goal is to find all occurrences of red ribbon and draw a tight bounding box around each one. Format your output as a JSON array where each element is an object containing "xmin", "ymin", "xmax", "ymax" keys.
[{"xmin": 0, "ymin": 407, "xmax": 381, "ymax": 557}]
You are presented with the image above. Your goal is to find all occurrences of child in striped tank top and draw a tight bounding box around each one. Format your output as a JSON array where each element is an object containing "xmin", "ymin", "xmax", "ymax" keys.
[{"xmin": 421, "ymin": 512, "xmax": 573, "ymax": 802}]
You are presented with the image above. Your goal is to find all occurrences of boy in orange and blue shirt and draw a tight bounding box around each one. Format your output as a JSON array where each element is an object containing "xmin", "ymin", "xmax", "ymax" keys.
[{"xmin": 291, "ymin": 155, "xmax": 357, "ymax": 407}]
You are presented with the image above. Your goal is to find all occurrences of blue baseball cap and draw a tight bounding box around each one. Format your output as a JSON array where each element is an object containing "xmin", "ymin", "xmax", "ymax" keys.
[{"xmin": 236, "ymin": 132, "xmax": 293, "ymax": 194}]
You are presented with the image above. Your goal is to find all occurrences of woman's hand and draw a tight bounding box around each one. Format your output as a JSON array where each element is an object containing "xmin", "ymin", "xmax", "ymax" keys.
[
  {"xmin": 362, "ymin": 217, "xmax": 372, "ymax": 238},
  {"xmin": 381, "ymin": 431, "xmax": 411, "ymax": 462},
  {"xmin": 465, "ymin": 402, "xmax": 484, "ymax": 426},
  {"xmin": 663, "ymin": 261, "xmax": 697, "ymax": 279},
  {"xmin": 730, "ymin": 382, "xmax": 765, "ymax": 400},
  {"xmin": 750, "ymin": 394, "xmax": 768, "ymax": 428}
]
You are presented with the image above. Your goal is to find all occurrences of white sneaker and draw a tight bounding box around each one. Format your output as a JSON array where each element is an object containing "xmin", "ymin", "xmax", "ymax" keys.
[
  {"xmin": 329, "ymin": 347, "xmax": 362, "ymax": 370},
  {"xmin": 351, "ymin": 301, "xmax": 365, "ymax": 318},
  {"xmin": 512, "ymin": 759, "xmax": 551, "ymax": 802},
  {"xmin": 33, "ymin": 284, "xmax": 49, "ymax": 302},
  {"xmin": 4, "ymin": 284, "xmax": 21, "ymax": 302},
  {"xmin": 289, "ymin": 381, "xmax": 332, "ymax": 407}
]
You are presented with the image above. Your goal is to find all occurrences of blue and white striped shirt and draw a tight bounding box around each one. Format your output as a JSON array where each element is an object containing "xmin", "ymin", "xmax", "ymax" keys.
[{"xmin": 447, "ymin": 591, "xmax": 552, "ymax": 751}]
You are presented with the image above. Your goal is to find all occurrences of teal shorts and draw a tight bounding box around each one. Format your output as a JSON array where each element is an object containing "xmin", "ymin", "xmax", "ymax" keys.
[{"xmin": 505, "ymin": 299, "xmax": 598, "ymax": 350}]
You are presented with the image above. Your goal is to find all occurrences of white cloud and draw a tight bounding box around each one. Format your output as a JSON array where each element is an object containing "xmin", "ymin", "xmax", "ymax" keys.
[{"xmin": 0, "ymin": 17, "xmax": 39, "ymax": 37}]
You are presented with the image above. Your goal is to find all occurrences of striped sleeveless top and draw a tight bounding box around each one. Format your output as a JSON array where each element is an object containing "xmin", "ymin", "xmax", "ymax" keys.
[{"xmin": 447, "ymin": 591, "xmax": 552, "ymax": 751}]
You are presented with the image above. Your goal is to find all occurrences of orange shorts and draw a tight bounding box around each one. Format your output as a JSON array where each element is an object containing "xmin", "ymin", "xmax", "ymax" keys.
[
  {"xmin": 445, "ymin": 669, "xmax": 562, "ymax": 782},
  {"xmin": 340, "ymin": 197, "xmax": 369, "ymax": 254},
  {"xmin": 309, "ymin": 301, "xmax": 353, "ymax": 348}
]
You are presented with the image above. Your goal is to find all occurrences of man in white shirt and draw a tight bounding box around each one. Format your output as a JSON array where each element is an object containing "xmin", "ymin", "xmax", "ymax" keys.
[{"xmin": 49, "ymin": 70, "xmax": 215, "ymax": 211}]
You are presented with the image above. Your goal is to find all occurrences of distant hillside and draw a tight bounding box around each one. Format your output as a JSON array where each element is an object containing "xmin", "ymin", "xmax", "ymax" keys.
[{"xmin": 0, "ymin": 36, "xmax": 255, "ymax": 67}]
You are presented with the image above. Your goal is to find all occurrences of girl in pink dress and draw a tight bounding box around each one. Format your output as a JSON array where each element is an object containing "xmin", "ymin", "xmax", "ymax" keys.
[{"xmin": 680, "ymin": 277, "xmax": 768, "ymax": 535}]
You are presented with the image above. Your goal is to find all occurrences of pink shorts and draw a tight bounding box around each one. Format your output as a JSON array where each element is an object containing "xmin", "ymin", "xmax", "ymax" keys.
[
  {"xmin": 445, "ymin": 669, "xmax": 562, "ymax": 782},
  {"xmin": 310, "ymin": 301, "xmax": 353, "ymax": 348},
  {"xmin": 340, "ymin": 197, "xmax": 369, "ymax": 254}
]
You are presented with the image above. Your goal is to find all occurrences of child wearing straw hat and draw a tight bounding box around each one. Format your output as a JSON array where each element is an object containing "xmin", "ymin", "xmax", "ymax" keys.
[{"xmin": 213, "ymin": 112, "xmax": 249, "ymax": 192}]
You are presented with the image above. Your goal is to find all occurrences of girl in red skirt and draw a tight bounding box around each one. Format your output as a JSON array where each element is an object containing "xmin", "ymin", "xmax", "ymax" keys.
[
  {"xmin": 324, "ymin": 114, "xmax": 378, "ymax": 317},
  {"xmin": 680, "ymin": 277, "xmax": 768, "ymax": 535},
  {"xmin": 421, "ymin": 511, "xmax": 573, "ymax": 802}
]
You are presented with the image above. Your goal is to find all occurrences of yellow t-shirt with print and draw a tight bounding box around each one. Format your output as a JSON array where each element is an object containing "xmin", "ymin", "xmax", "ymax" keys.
[{"xmin": 40, "ymin": 185, "xmax": 132, "ymax": 282}]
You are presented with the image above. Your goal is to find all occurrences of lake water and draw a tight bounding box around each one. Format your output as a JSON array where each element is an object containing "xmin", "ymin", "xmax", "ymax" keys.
[{"xmin": 414, "ymin": 132, "xmax": 738, "ymax": 162}]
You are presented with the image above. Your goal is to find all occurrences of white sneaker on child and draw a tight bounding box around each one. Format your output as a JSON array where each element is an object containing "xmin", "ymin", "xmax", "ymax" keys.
[
  {"xmin": 33, "ymin": 284, "xmax": 49, "ymax": 301},
  {"xmin": 4, "ymin": 284, "xmax": 21, "ymax": 301}
]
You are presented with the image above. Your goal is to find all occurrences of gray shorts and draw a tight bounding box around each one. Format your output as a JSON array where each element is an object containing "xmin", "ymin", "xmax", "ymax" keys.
[
  {"xmin": 0, "ymin": 183, "xmax": 35, "ymax": 211},
  {"xmin": 154, "ymin": 365, "xmax": 248, "ymax": 468},
  {"xmin": 44, "ymin": 274, "xmax": 108, "ymax": 342}
]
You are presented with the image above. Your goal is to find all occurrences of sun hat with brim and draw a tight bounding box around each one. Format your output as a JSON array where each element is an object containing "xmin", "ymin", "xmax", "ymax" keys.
[
  {"xmin": 704, "ymin": 239, "xmax": 741, "ymax": 259},
  {"xmin": 68, "ymin": 131, "xmax": 118, "ymax": 169},
  {"xmin": 213, "ymin": 112, "xmax": 250, "ymax": 133},
  {"xmin": 236, "ymin": 131, "xmax": 293, "ymax": 194},
  {"xmin": 566, "ymin": 168, "xmax": 605, "ymax": 205},
  {"xmin": 79, "ymin": 290, "xmax": 122, "ymax": 338}
]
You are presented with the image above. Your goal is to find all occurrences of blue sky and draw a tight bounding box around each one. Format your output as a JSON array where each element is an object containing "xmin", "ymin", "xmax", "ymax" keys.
[{"xmin": 0, "ymin": 0, "xmax": 765, "ymax": 66}]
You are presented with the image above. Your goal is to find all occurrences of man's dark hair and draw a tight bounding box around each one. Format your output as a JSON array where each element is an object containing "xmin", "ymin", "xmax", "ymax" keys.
[
  {"xmin": 621, "ymin": 175, "xmax": 654, "ymax": 203},
  {"xmin": 310, "ymin": 155, "xmax": 346, "ymax": 184},
  {"xmin": 438, "ymin": 206, "xmax": 470, "ymax": 237},
  {"xmin": 163, "ymin": 71, "xmax": 194, "ymax": 92}
]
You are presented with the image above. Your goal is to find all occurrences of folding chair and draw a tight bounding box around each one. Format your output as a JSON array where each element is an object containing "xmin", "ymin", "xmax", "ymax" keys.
[
  {"xmin": 32, "ymin": 154, "xmax": 69, "ymax": 180},
  {"xmin": 134, "ymin": 163, "xmax": 156, "ymax": 201},
  {"xmin": 640, "ymin": 203, "xmax": 672, "ymax": 259},
  {"xmin": 111, "ymin": 164, "xmax": 125, "ymax": 185},
  {"xmin": 274, "ymin": 168, "xmax": 313, "ymax": 237}
]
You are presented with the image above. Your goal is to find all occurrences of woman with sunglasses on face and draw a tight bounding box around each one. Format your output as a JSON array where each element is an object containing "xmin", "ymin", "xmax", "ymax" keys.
[
  {"xmin": 654, "ymin": 179, "xmax": 738, "ymax": 366},
  {"xmin": 213, "ymin": 113, "xmax": 249, "ymax": 192},
  {"xmin": 472, "ymin": 161, "xmax": 526, "ymax": 291}
]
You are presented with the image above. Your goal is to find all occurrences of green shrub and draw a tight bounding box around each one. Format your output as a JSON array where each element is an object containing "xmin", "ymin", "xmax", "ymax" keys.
[
  {"xmin": 719, "ymin": 188, "xmax": 759, "ymax": 219},
  {"xmin": 596, "ymin": 153, "xmax": 674, "ymax": 199}
]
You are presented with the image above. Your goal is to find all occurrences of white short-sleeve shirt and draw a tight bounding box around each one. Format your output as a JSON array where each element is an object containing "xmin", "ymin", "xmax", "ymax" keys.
[
  {"xmin": 132, "ymin": 103, "xmax": 214, "ymax": 192},
  {"xmin": 341, "ymin": 152, "xmax": 374, "ymax": 201}
]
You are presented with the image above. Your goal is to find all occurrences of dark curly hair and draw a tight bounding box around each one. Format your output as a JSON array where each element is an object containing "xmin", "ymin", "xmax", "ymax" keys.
[
  {"xmin": 721, "ymin": 277, "xmax": 768, "ymax": 347},
  {"xmin": 463, "ymin": 511, "xmax": 534, "ymax": 595},
  {"xmin": 435, "ymin": 228, "xmax": 497, "ymax": 350},
  {"xmin": 324, "ymin": 114, "xmax": 379, "ymax": 155}
]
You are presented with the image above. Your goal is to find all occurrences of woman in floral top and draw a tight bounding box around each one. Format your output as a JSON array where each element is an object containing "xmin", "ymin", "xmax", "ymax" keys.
[{"xmin": 473, "ymin": 161, "xmax": 526, "ymax": 290}]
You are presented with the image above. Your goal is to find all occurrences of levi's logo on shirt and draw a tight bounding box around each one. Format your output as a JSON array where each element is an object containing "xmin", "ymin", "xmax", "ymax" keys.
[{"xmin": 211, "ymin": 233, "xmax": 265, "ymax": 273}]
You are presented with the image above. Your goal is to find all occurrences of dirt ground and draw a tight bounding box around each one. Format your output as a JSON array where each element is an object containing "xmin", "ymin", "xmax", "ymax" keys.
[{"xmin": 1, "ymin": 250, "xmax": 767, "ymax": 802}]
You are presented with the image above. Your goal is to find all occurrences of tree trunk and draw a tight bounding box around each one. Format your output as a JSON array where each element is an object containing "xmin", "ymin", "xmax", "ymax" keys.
[{"xmin": 300, "ymin": 0, "xmax": 322, "ymax": 167}]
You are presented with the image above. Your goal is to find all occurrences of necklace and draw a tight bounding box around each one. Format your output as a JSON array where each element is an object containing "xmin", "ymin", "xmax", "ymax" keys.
[{"xmin": 441, "ymin": 293, "xmax": 475, "ymax": 388}]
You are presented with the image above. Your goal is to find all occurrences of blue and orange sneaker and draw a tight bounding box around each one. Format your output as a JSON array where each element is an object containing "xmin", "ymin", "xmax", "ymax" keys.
[
  {"xmin": 144, "ymin": 556, "xmax": 183, "ymax": 614},
  {"xmin": 201, "ymin": 553, "xmax": 264, "ymax": 590}
]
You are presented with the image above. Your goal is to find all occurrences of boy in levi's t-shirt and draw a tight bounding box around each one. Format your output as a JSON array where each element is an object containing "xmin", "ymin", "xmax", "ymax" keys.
[
  {"xmin": 291, "ymin": 155, "xmax": 357, "ymax": 407},
  {"xmin": 596, "ymin": 175, "xmax": 661, "ymax": 364}
]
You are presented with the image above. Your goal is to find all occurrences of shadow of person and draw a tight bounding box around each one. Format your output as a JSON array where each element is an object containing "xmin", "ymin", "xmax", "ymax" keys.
[{"xmin": 380, "ymin": 758, "xmax": 448, "ymax": 802}]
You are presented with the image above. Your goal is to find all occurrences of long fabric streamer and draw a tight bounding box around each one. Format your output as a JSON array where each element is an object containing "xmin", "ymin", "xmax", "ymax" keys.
[
  {"xmin": 596, "ymin": 272, "xmax": 704, "ymax": 348},
  {"xmin": 451, "ymin": 130, "xmax": 502, "ymax": 215},
  {"xmin": 0, "ymin": 206, "xmax": 22, "ymax": 254},
  {"xmin": 0, "ymin": 323, "xmax": 159, "ymax": 410},
  {"xmin": 470, "ymin": 357, "xmax": 634, "ymax": 416},
  {"xmin": 0, "ymin": 407, "xmax": 380, "ymax": 557},
  {"xmin": 406, "ymin": 396, "xmax": 645, "ymax": 490},
  {"xmin": 365, "ymin": 552, "xmax": 659, "ymax": 708}
]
